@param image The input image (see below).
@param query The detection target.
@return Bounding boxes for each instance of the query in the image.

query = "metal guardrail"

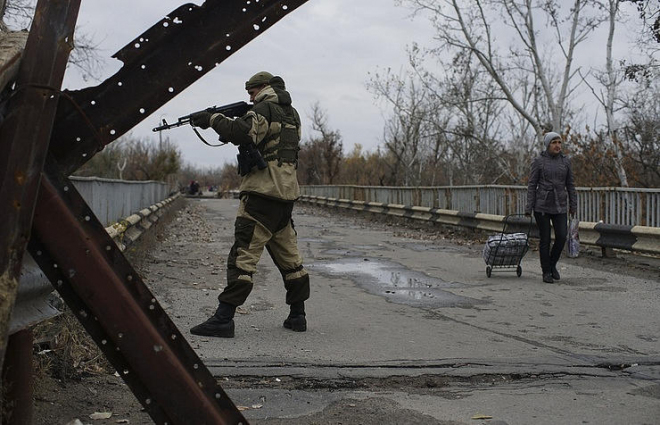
[301,185,660,228]
[299,196,660,256]
[71,176,170,226]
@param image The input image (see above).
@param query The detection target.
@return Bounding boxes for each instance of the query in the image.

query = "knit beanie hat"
[543,132,561,150]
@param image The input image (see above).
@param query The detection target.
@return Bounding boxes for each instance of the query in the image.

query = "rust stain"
[14,171,26,185]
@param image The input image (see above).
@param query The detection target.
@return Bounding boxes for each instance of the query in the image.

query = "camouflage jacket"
[210,79,301,202]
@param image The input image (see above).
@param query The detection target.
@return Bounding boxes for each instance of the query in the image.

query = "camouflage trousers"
[217,194,310,307]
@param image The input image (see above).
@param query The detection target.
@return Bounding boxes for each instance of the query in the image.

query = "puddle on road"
[312,258,486,308]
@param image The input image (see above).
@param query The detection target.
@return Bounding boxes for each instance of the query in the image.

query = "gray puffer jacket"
[525,151,577,215]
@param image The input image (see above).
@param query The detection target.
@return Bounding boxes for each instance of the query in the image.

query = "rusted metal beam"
[0,0,80,372]
[29,163,247,424]
[1,329,34,425]
[49,0,310,175]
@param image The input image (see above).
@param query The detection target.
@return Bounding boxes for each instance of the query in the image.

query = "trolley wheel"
[486,266,492,278]
[516,265,522,277]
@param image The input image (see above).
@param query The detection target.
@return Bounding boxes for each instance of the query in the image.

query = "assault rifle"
[153,101,267,175]
[152,101,250,133]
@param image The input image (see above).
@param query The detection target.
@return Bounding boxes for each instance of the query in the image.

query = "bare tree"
[298,103,344,185]
[399,0,601,144]
[367,68,430,185]
[620,70,660,187]
[578,0,630,186]
[1,0,103,79]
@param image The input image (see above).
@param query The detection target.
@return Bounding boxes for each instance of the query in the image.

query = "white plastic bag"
[567,217,580,258]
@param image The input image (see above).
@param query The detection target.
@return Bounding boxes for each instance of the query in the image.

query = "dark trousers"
[534,212,568,273]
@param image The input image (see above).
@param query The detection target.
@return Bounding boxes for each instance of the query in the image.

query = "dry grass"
[32,307,113,382]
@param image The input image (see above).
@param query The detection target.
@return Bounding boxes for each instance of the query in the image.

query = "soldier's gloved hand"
[190,111,212,129]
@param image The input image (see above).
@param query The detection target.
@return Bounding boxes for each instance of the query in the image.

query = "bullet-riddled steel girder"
[29,158,248,424]
[0,0,80,371]
[50,0,310,175]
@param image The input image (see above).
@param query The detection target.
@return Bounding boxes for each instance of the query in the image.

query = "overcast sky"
[62,0,435,169]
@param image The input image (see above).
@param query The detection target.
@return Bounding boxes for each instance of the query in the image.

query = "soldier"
[188,71,310,337]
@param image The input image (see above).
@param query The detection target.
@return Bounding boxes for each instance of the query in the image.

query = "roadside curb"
[106,193,182,252]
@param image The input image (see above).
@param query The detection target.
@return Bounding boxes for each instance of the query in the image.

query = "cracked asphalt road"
[137,198,660,424]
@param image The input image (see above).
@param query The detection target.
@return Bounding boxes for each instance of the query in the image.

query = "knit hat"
[543,132,561,150]
[245,71,274,90]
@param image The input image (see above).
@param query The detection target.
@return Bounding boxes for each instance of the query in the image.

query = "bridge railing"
[301,185,660,228]
[71,176,170,226]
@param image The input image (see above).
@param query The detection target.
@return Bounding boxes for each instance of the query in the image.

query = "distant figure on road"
[525,131,577,284]
[189,180,200,196]
[188,71,310,338]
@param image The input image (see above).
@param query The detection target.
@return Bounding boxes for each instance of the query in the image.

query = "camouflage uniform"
[207,75,310,311]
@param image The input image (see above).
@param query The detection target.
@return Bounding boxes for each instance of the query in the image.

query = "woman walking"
[525,132,577,283]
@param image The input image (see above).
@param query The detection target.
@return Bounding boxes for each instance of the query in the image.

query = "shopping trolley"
[482,214,533,278]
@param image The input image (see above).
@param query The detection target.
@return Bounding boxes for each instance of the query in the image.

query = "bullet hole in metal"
[173,17,183,24]
[106,245,112,251]
[90,100,96,105]
[149,305,155,310]
[110,129,116,135]
[134,43,140,48]
[139,108,145,114]
[215,393,221,399]
[242,8,247,12]
[145,398,152,405]
[79,310,88,318]
[194,65,203,71]
[63,186,69,191]
[118,333,123,338]
[82,153,87,157]
[151,298,156,303]
[168,87,175,92]
[193,364,199,369]
[253,24,260,31]
[76,137,81,142]
[84,216,90,221]
[57,280,63,286]
[163,21,169,27]
[124,370,130,375]
[139,37,144,42]
[262,16,267,22]
[101,339,107,345]
[225,45,232,51]
[282,4,288,10]
[36,251,42,256]
[171,334,177,340]
[198,382,204,388]
[53,263,58,268]
[117,82,123,86]
[153,345,163,352]
[141,64,146,70]
[127,275,133,281]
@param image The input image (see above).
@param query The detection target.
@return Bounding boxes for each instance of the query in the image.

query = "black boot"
[283,301,306,332]
[551,265,561,280]
[542,272,554,284]
[190,302,236,338]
